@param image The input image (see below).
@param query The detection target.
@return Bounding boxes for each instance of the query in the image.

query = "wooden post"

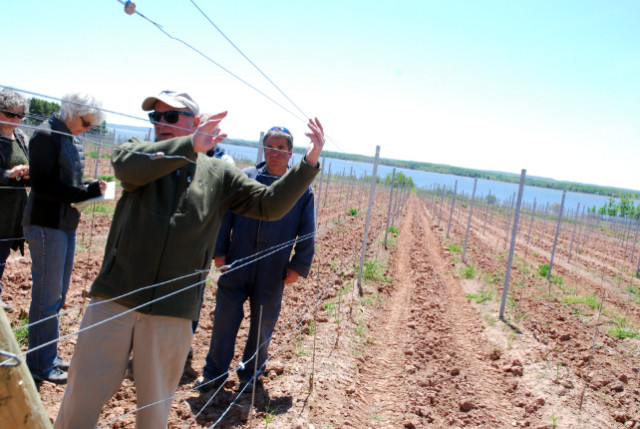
[0,309,53,428]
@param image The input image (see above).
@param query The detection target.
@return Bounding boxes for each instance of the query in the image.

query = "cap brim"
[141,94,189,111]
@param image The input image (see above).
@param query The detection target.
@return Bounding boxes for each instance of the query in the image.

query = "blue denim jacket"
[214,162,315,284]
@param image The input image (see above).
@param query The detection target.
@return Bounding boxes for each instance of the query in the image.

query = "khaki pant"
[55,298,192,429]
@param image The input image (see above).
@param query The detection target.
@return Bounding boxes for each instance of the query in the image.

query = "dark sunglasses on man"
[148,110,195,124]
[2,110,26,119]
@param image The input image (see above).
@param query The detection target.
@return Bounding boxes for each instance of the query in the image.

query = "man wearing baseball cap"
[142,90,201,141]
[55,90,326,429]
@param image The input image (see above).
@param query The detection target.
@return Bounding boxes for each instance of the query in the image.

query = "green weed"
[361,293,383,308]
[463,265,475,279]
[446,244,462,253]
[358,259,390,283]
[608,316,638,339]
[537,264,563,285]
[12,312,29,348]
[347,207,359,216]
[484,314,497,326]
[323,302,338,320]
[355,322,366,337]
[388,226,399,234]
[264,400,279,427]
[466,290,492,303]
[563,294,600,310]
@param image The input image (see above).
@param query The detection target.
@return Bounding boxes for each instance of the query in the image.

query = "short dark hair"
[263,128,293,150]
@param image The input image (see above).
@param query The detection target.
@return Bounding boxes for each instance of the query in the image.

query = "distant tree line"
[27,98,60,124]
[221,140,640,201]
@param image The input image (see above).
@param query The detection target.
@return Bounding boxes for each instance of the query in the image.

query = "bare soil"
[2,157,639,428]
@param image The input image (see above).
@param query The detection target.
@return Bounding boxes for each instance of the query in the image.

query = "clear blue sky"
[3,0,639,190]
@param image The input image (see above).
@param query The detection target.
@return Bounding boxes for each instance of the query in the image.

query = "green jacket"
[90,135,319,320]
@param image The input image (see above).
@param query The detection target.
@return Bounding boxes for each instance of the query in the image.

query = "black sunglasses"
[2,110,26,119]
[79,116,94,128]
[148,110,195,124]
[267,126,291,135]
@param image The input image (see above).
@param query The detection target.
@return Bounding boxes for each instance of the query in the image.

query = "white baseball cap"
[141,90,200,115]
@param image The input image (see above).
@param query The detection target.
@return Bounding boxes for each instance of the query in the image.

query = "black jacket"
[0,129,29,251]
[22,115,101,231]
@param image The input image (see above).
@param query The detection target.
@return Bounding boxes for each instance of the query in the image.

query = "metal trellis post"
[357,146,380,296]
[499,169,526,320]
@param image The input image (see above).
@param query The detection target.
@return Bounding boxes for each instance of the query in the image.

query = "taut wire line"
[96,232,363,429]
[188,0,310,120]
[11,231,314,337]
[2,84,352,157]
[78,180,383,428]
[112,0,306,124]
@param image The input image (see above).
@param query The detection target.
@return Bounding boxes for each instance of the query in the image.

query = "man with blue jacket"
[195,126,315,392]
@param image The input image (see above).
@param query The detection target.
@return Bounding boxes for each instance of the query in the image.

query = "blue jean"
[24,225,76,376]
[0,238,13,296]
[202,277,284,382]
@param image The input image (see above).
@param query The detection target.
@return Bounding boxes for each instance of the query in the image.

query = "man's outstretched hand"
[193,111,228,153]
[304,118,325,167]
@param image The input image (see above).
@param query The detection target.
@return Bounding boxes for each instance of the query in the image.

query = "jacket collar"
[49,114,72,135]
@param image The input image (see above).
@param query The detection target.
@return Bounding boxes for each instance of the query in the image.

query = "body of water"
[217,143,614,212]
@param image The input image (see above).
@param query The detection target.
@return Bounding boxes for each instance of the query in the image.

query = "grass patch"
[357,259,390,283]
[608,316,639,339]
[446,244,462,253]
[463,265,475,279]
[562,294,600,310]
[81,202,116,215]
[355,321,366,338]
[466,290,492,304]
[323,302,338,320]
[484,314,497,326]
[361,292,383,308]
[347,207,359,216]
[12,312,29,348]
[382,235,397,247]
[388,226,399,234]
[98,174,114,182]
[609,324,639,339]
[537,264,564,285]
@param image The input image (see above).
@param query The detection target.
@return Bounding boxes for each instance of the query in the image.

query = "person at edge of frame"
[0,88,30,312]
